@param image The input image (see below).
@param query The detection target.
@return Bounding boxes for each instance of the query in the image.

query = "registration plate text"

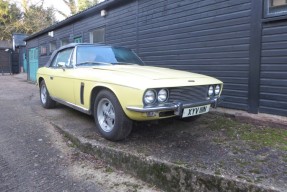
[182,104,210,118]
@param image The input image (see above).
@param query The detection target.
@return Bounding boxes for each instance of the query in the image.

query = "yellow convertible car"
[37,43,223,141]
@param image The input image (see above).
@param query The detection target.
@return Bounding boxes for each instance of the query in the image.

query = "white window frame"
[49,41,57,54]
[265,0,287,17]
[89,27,105,44]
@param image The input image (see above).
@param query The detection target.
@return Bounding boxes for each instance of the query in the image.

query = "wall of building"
[25,0,287,117]
[136,0,251,111]
[260,20,287,116]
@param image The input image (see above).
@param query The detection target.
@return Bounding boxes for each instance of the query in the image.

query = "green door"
[74,37,82,43]
[23,52,27,72]
[28,48,38,82]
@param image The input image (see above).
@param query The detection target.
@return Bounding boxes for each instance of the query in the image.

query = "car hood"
[78,65,222,89]
[93,65,206,80]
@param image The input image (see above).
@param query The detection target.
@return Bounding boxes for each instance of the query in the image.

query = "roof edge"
[24,0,134,41]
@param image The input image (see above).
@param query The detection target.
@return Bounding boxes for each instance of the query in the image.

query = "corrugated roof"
[24,0,134,41]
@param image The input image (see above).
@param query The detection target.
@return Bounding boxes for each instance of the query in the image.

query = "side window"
[49,41,57,54]
[265,0,287,17]
[60,37,70,46]
[40,45,47,56]
[89,27,105,43]
[51,48,74,68]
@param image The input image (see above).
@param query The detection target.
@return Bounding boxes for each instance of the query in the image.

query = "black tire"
[39,80,56,109]
[94,90,133,141]
[177,115,201,122]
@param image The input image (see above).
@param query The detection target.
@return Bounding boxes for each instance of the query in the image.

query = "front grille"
[168,86,208,103]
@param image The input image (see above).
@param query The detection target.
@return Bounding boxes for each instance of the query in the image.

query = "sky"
[11,0,71,21]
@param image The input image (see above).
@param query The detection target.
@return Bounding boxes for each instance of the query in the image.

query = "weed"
[235,159,250,167]
[214,169,221,175]
[249,169,261,174]
[173,160,186,166]
[240,127,287,151]
[105,166,113,173]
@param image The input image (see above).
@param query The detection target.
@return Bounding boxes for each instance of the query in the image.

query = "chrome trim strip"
[126,97,222,114]
[51,96,91,115]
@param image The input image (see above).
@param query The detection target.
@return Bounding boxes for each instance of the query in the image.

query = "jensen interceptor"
[37,43,223,141]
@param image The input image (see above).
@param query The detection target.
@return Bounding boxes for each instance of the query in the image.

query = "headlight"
[144,89,156,104]
[208,86,214,96]
[215,85,220,95]
[158,89,168,102]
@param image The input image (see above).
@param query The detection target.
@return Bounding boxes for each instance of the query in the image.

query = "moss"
[214,169,221,175]
[249,169,261,174]
[240,128,287,151]
[173,160,187,166]
[209,116,238,132]
[204,114,287,151]
[232,146,246,154]
[235,159,250,167]
[122,182,141,191]
[105,166,113,173]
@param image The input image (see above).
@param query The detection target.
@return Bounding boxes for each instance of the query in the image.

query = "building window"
[74,37,82,43]
[60,38,70,46]
[40,45,47,56]
[90,28,105,44]
[266,0,287,17]
[49,41,57,54]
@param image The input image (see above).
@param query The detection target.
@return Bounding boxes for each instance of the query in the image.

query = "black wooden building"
[24,0,287,117]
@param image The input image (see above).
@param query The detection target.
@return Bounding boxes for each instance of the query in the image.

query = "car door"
[48,48,76,104]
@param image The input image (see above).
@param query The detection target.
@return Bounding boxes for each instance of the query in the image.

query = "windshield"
[76,46,144,66]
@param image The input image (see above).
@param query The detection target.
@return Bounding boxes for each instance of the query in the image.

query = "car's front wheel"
[40,80,56,109]
[94,90,133,141]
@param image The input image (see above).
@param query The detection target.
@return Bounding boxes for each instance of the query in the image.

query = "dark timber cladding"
[260,19,287,116]
[248,0,262,113]
[24,0,287,116]
[137,0,251,111]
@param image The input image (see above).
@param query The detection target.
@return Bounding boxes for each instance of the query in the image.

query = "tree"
[78,0,98,12]
[58,0,77,18]
[0,0,22,40]
[21,4,56,35]
[58,0,98,18]
[0,0,56,40]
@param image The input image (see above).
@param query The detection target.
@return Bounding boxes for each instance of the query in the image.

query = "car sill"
[51,97,91,115]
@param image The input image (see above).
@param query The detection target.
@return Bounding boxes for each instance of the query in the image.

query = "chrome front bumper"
[126,97,223,116]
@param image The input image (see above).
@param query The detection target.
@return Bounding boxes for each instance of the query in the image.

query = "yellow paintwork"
[37,65,223,121]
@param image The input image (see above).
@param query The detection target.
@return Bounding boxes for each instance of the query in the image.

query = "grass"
[203,114,287,151]
[240,128,287,151]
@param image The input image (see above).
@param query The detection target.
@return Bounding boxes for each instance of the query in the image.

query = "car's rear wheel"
[94,90,132,141]
[40,80,56,109]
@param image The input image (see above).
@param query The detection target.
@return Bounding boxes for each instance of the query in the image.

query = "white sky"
[11,0,71,21]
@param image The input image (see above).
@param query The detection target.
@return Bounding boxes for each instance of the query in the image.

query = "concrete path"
[0,75,103,191]
[0,74,159,192]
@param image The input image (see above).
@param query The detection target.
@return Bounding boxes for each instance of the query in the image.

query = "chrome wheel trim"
[41,84,47,104]
[97,98,116,132]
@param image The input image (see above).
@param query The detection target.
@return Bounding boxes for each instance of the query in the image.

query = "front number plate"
[182,105,210,118]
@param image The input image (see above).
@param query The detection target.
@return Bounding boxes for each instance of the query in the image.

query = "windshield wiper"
[76,61,112,66]
[111,62,140,65]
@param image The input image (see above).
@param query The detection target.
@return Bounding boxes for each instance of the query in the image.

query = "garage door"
[28,48,38,82]
[0,49,11,74]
